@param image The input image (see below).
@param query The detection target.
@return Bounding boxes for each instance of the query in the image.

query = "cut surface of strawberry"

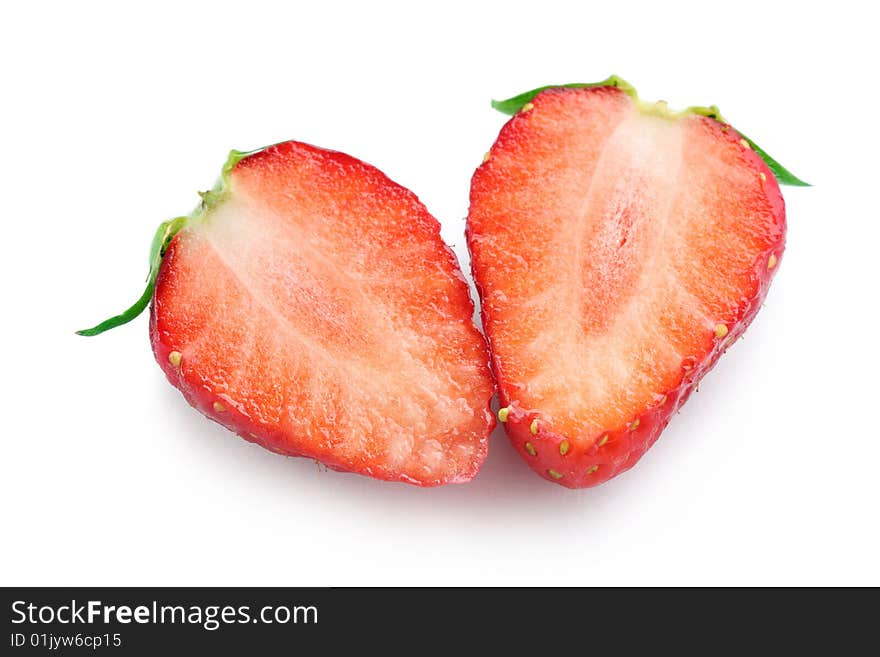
[83,141,495,486]
[468,78,799,488]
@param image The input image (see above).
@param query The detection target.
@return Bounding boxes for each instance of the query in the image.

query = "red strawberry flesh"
[151,141,495,486]
[467,86,786,488]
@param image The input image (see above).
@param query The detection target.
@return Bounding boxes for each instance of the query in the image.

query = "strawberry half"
[467,76,806,488]
[80,141,495,486]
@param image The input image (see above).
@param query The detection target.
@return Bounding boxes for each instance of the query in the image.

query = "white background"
[2,1,877,586]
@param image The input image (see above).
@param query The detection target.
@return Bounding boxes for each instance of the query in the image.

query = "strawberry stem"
[76,216,187,336]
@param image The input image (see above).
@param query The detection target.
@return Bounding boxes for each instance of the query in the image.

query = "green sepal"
[491,76,809,187]
[738,134,810,186]
[76,216,188,336]
[490,75,636,115]
[76,148,253,337]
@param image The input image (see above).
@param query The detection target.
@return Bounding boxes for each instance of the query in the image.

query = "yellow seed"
[521,102,534,113]
[213,401,226,413]
[168,351,182,368]
[482,151,491,163]
[658,394,668,406]
[559,440,570,456]
[586,465,599,475]
[630,418,640,431]
[768,254,778,269]
[714,323,729,339]
[740,138,750,149]
[759,172,766,182]
[548,469,563,480]
[497,407,510,423]
[248,432,258,439]
[530,418,539,435]
[525,442,537,456]
[597,435,609,447]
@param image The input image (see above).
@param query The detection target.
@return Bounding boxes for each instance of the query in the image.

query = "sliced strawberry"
[82,141,495,486]
[468,78,801,488]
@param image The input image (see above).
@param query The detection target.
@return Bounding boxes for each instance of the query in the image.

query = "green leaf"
[491,76,809,187]
[76,148,257,337]
[76,216,188,336]
[739,133,810,187]
[490,75,636,115]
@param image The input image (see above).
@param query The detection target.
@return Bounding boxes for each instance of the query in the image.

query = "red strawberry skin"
[467,86,786,488]
[150,141,495,486]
